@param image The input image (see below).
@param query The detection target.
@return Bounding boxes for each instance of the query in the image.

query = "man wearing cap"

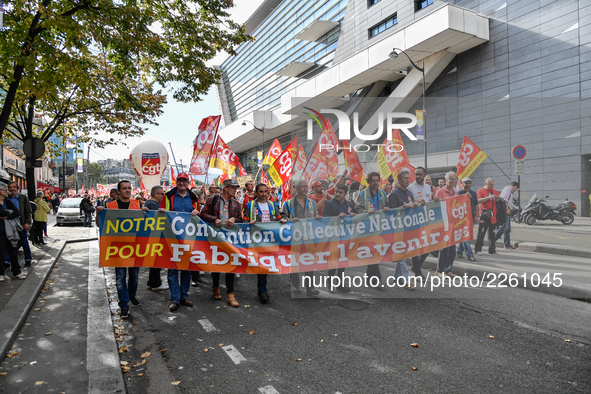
[160,172,200,312]
[201,179,243,307]
[457,177,478,262]
[244,183,287,303]
[407,167,439,278]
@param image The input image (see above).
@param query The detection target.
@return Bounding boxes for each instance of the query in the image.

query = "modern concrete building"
[216,0,591,216]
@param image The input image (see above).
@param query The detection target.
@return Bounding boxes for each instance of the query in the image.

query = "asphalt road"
[107,267,591,393]
[511,226,589,249]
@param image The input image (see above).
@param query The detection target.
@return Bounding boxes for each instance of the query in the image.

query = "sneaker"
[24,261,32,268]
[13,273,27,280]
[457,252,464,258]
[467,255,476,262]
[404,284,415,290]
[191,281,199,287]
[476,252,482,255]
[259,293,270,304]
[504,246,516,250]
[306,288,320,296]
[121,309,130,319]
[0,275,4,282]
[235,273,241,279]
[151,283,169,291]
[489,251,498,255]
[130,297,141,306]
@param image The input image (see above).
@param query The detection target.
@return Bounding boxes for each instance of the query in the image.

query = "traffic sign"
[512,145,526,160]
[515,159,524,175]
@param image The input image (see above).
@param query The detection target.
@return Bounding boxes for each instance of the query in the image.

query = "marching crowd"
[95,169,519,320]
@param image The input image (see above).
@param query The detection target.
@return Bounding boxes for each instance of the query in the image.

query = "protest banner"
[99,194,472,274]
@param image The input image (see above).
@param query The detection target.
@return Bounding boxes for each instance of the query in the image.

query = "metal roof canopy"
[295,20,340,42]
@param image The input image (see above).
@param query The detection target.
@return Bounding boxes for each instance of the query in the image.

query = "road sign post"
[512,146,526,223]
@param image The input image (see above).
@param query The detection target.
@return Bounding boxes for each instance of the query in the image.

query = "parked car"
[55,197,84,226]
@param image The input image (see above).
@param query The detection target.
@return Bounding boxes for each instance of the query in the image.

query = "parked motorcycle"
[520,194,577,225]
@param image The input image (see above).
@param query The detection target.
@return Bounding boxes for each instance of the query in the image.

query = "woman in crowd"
[33,190,51,245]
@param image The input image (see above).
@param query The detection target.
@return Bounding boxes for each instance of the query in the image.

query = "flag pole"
[486,156,513,182]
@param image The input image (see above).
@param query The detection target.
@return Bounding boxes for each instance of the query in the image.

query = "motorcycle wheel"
[524,213,536,226]
[561,212,575,225]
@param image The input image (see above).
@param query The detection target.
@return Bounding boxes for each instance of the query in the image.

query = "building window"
[368,0,381,7]
[368,13,397,38]
[415,0,434,12]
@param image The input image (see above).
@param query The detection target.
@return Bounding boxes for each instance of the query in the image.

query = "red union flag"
[263,139,282,165]
[237,162,247,176]
[141,153,161,176]
[267,136,298,186]
[189,115,221,175]
[457,136,488,179]
[341,140,367,184]
[377,129,414,182]
[261,170,270,186]
[303,118,340,183]
[170,165,177,187]
[210,136,239,175]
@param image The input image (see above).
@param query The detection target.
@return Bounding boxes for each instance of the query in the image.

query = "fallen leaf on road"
[0,372,7,376]
[171,381,181,386]
[6,351,19,358]
[244,305,250,308]
[296,358,302,362]
[410,343,419,347]
[564,339,571,343]
[489,335,495,339]
[35,381,46,386]
[160,349,167,352]
[308,358,312,361]
[412,367,418,371]
[203,327,209,330]
[137,373,143,376]
[34,308,41,311]
[119,347,127,354]
[216,306,220,309]
[120,361,129,366]
[334,334,338,337]
[45,332,52,336]
[133,321,140,325]
[292,322,297,326]
[141,352,151,358]
[320,340,324,343]
[218,343,224,347]
[249,330,255,335]
[30,361,37,365]
[203,348,209,352]
[201,316,206,318]
[140,360,146,365]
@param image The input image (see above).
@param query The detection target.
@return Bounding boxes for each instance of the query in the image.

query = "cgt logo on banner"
[98,195,472,273]
[141,153,161,176]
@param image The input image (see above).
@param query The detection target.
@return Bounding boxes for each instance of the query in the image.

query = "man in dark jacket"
[8,182,32,266]
[80,194,94,227]
[159,172,200,312]
[323,184,358,292]
[200,179,243,307]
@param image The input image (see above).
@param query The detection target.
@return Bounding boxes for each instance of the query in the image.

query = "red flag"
[267,136,298,186]
[140,180,145,191]
[341,140,367,184]
[302,117,340,184]
[294,143,307,176]
[377,129,415,183]
[190,177,197,189]
[282,180,291,203]
[261,170,270,186]
[263,139,283,165]
[456,136,488,180]
[170,165,177,187]
[238,162,248,176]
[189,115,221,175]
[210,136,240,175]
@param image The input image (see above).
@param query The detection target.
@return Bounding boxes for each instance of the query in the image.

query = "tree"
[0,0,251,196]
[85,161,106,188]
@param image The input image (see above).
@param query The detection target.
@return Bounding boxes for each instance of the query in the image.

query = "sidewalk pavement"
[1,216,590,389]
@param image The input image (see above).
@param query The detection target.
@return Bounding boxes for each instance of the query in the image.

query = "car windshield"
[60,199,82,208]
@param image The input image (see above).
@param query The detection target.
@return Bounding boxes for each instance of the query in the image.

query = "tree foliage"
[0,0,251,142]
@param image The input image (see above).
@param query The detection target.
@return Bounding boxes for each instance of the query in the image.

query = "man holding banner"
[475,178,500,255]
[435,172,460,278]
[355,172,390,283]
[244,183,287,304]
[200,179,243,307]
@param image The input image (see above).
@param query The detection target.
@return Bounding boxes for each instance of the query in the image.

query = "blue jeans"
[494,218,511,247]
[394,259,410,282]
[457,241,474,256]
[437,246,456,273]
[115,267,139,310]
[84,212,92,226]
[257,274,267,295]
[167,269,191,303]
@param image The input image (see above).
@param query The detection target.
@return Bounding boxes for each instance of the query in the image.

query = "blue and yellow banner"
[99,195,472,274]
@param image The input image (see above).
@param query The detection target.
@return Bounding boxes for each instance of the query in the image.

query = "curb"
[421,260,590,303]
[0,237,97,362]
[511,223,591,235]
[518,242,591,259]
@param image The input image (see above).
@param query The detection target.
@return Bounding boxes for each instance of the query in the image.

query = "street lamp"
[389,48,427,171]
[242,120,265,179]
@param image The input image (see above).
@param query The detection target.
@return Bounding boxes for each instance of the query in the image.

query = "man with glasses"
[160,173,200,312]
[281,180,322,296]
[355,172,390,283]
[142,185,169,291]
[408,167,439,278]
[201,179,243,307]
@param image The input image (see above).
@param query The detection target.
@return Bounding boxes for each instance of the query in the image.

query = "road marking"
[222,345,246,364]
[198,319,217,332]
[259,386,279,394]
[536,231,568,240]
